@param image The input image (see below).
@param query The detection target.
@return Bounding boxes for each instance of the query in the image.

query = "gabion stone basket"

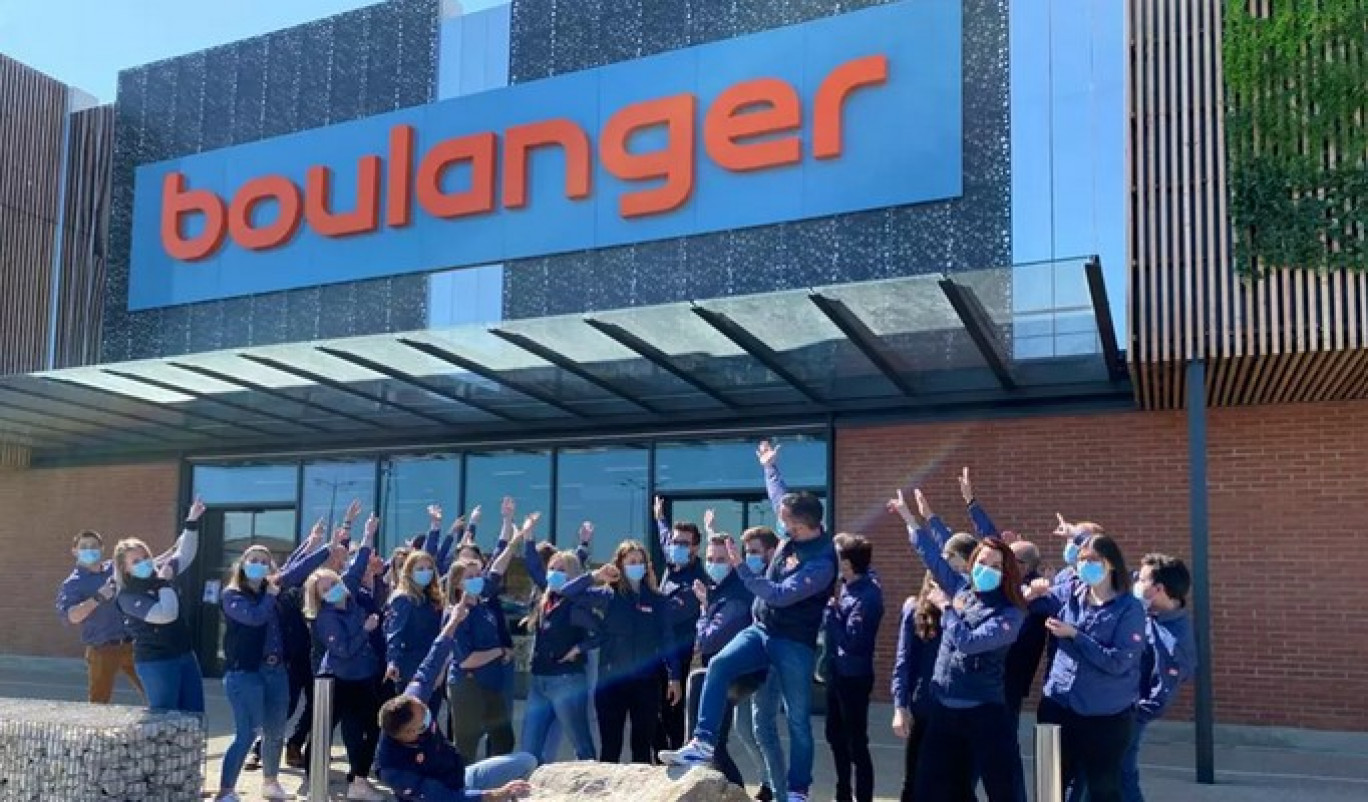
[0,699,205,802]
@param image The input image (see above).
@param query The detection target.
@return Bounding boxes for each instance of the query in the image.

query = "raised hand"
[307,518,327,545]
[501,496,515,520]
[364,512,380,543]
[959,467,974,505]
[344,498,363,524]
[886,488,915,524]
[469,505,483,526]
[914,488,932,520]
[756,439,780,467]
[703,508,716,534]
[578,521,594,546]
[427,504,443,525]
[653,495,665,521]
[187,496,207,523]
[1053,513,1072,538]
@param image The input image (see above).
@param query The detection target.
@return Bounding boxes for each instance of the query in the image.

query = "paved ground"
[3,657,1367,801]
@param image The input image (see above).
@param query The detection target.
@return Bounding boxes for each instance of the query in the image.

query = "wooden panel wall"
[52,105,114,369]
[1128,0,1368,410]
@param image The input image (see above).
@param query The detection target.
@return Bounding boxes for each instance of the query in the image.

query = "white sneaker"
[658,738,714,766]
[345,778,386,802]
[261,780,291,800]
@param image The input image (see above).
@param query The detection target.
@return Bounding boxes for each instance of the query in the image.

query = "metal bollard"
[309,677,335,802]
[1034,722,1063,802]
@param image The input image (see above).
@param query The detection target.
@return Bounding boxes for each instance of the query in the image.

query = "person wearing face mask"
[376,603,538,802]
[662,441,837,802]
[651,496,708,753]
[1026,534,1145,802]
[890,574,958,802]
[114,497,206,714]
[218,540,331,802]
[56,529,145,704]
[519,549,599,762]
[384,550,447,715]
[822,534,885,802]
[889,488,1028,802]
[1123,554,1196,802]
[302,512,387,802]
[560,539,680,764]
[682,533,758,788]
[735,526,786,802]
[447,513,539,760]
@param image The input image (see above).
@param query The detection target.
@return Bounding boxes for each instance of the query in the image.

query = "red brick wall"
[0,461,181,658]
[837,401,1368,732]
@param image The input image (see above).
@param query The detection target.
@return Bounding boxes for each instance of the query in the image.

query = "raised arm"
[277,544,330,589]
[959,467,998,539]
[888,489,967,596]
[734,540,836,608]
[522,530,546,589]
[652,495,671,552]
[757,440,787,516]
[342,516,377,594]
[158,497,206,576]
[490,513,539,577]
[286,519,326,568]
[402,609,461,700]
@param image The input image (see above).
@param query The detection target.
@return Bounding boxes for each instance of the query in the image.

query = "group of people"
[55,441,1196,802]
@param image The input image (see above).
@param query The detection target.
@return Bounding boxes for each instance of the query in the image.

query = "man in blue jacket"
[1123,553,1197,802]
[55,530,145,704]
[653,499,707,752]
[821,534,884,802]
[662,440,837,802]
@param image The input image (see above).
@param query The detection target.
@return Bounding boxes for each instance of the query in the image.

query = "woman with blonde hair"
[217,539,330,802]
[383,549,445,707]
[114,497,207,713]
[519,549,599,762]
[560,539,680,764]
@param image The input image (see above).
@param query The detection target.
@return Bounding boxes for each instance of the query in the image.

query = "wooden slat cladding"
[0,55,67,376]
[1128,0,1368,410]
[52,105,114,369]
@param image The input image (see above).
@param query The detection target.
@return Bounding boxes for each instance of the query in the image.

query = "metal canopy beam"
[938,278,1017,390]
[0,382,208,440]
[690,304,826,404]
[314,346,520,423]
[102,369,323,435]
[1085,255,1127,382]
[237,353,460,428]
[0,402,134,448]
[397,338,588,419]
[168,361,380,432]
[582,317,740,410]
[39,376,277,437]
[808,292,917,397]
[0,392,167,447]
[488,328,663,415]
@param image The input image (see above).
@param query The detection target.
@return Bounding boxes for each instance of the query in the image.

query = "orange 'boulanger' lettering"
[813,54,888,160]
[503,119,592,209]
[416,132,498,219]
[704,78,802,172]
[601,94,697,218]
[305,158,382,237]
[228,176,304,251]
[161,173,228,261]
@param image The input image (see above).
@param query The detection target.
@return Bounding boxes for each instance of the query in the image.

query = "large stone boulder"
[527,761,751,802]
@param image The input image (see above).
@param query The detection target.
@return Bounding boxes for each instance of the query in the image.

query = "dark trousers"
[302,676,380,781]
[915,702,1023,802]
[1037,697,1134,802]
[449,676,514,760]
[596,675,659,764]
[685,668,743,786]
[826,674,875,802]
[654,646,693,752]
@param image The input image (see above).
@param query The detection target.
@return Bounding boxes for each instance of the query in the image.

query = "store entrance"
[190,506,297,677]
[660,495,781,540]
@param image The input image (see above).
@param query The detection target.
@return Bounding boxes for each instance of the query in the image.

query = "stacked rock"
[0,699,204,802]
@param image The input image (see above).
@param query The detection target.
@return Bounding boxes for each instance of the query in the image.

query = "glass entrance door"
[663,494,824,542]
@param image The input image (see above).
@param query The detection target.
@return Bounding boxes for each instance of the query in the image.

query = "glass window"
[464,451,552,551]
[381,456,462,555]
[556,446,649,564]
[655,435,827,492]
[300,460,378,539]
[192,464,298,505]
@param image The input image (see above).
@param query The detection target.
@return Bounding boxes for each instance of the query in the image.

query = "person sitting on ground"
[377,598,537,802]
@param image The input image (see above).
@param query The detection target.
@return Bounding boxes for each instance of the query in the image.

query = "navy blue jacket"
[696,569,754,663]
[527,592,598,676]
[657,518,706,660]
[562,573,679,683]
[449,598,506,691]
[316,546,382,681]
[822,571,885,678]
[1137,606,1197,724]
[1038,573,1147,716]
[909,522,1024,706]
[891,597,941,718]
[377,635,484,802]
[56,562,129,647]
[385,593,445,684]
[222,544,328,673]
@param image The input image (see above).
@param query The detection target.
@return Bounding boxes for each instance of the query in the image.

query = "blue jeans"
[694,626,814,794]
[465,751,537,791]
[750,670,788,797]
[521,672,596,763]
[136,652,205,714]
[1120,717,1148,802]
[222,666,290,789]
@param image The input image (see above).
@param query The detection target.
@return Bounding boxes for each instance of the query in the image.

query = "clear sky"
[0,0,391,102]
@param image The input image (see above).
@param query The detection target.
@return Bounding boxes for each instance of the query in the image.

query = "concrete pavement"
[2,655,1366,801]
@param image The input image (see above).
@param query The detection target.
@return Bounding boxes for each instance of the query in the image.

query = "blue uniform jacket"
[561,574,680,683]
[909,522,1024,706]
[449,600,507,691]
[696,570,755,663]
[822,571,885,678]
[56,562,128,647]
[385,593,445,684]
[891,597,941,718]
[377,635,486,802]
[656,518,706,658]
[1137,606,1197,724]
[1038,572,1147,716]
[221,545,328,671]
[316,546,382,681]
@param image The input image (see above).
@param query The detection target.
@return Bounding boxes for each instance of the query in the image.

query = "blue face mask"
[130,559,155,580]
[624,564,647,584]
[1078,561,1108,587]
[77,548,102,566]
[546,570,568,593]
[243,563,270,582]
[745,554,767,574]
[1063,542,1080,565]
[668,545,691,565]
[323,584,347,605]
[412,569,434,588]
[462,576,485,597]
[705,561,731,584]
[971,563,1002,593]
